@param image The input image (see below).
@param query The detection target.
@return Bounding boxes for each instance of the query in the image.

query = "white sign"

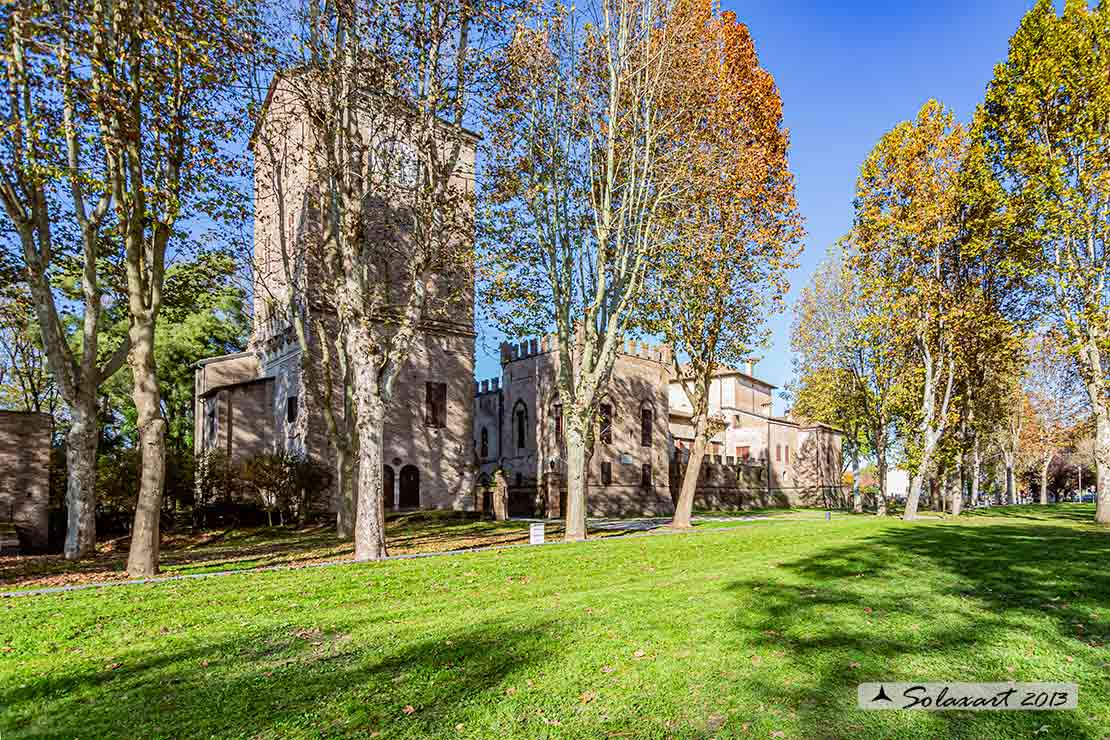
[858,683,1078,711]
[529,522,545,545]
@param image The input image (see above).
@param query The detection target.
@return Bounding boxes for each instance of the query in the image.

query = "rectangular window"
[426,382,447,428]
[601,461,612,485]
[286,395,298,423]
[785,445,790,463]
[516,408,527,449]
[737,446,750,461]
[640,407,653,447]
[554,404,564,448]
[599,403,613,444]
[776,444,782,462]
[641,462,652,487]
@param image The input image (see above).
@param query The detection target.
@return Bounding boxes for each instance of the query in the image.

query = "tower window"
[286,395,298,423]
[601,461,612,485]
[640,406,653,447]
[641,462,652,487]
[599,403,613,444]
[514,401,528,449]
[425,382,447,428]
[480,427,489,459]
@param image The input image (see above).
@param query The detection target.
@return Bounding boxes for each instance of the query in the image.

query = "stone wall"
[0,411,52,551]
[483,336,675,518]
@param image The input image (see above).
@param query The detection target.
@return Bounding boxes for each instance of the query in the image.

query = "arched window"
[480,427,489,459]
[640,404,653,447]
[513,401,528,450]
[598,402,613,444]
[552,403,564,448]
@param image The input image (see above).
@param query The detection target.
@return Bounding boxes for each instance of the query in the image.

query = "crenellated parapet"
[499,334,672,366]
[474,377,502,396]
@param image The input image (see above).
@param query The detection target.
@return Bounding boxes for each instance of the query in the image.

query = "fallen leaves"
[579,690,597,704]
[601,665,615,674]
[401,705,416,715]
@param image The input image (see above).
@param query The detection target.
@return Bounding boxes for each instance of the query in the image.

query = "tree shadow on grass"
[724,519,1109,739]
[2,616,564,739]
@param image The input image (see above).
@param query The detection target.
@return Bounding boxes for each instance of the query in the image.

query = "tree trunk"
[564,419,589,542]
[970,435,981,508]
[126,318,167,577]
[1095,410,1110,524]
[335,444,356,540]
[851,451,862,513]
[905,472,924,520]
[671,414,708,528]
[63,400,99,560]
[1005,463,1015,505]
[352,389,388,561]
[1039,458,1049,505]
[875,450,888,517]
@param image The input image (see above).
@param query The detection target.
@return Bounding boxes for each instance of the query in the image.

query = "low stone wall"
[0,411,52,551]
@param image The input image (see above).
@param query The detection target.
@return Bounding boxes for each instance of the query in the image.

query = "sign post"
[529,522,545,545]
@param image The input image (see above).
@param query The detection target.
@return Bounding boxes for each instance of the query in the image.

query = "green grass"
[1,506,1108,739]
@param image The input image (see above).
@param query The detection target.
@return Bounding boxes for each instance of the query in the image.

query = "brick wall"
[0,411,52,551]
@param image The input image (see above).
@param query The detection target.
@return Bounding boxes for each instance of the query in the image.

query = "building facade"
[0,410,52,551]
[475,336,675,517]
[474,346,846,517]
[195,72,478,513]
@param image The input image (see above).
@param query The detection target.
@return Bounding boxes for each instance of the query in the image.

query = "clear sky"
[473,0,1047,408]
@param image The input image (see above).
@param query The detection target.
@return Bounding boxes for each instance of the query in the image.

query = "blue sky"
[473,0,1046,409]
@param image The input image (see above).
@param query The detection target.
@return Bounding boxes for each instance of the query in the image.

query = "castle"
[193,73,844,519]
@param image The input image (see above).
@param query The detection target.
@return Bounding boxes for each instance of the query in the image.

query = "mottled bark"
[970,435,981,508]
[1005,464,1015,505]
[348,334,388,561]
[125,318,166,577]
[564,421,589,541]
[1095,411,1110,524]
[1039,458,1050,505]
[672,414,709,528]
[64,401,99,559]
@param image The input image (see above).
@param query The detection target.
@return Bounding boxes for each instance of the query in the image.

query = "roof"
[192,351,253,369]
[197,375,274,400]
[249,68,482,152]
[672,363,777,390]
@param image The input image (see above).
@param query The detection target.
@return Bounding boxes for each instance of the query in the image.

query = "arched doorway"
[382,465,395,510]
[399,465,420,509]
[479,473,493,514]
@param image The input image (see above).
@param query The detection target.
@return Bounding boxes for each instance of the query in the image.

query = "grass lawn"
[2,505,1107,739]
[0,509,829,593]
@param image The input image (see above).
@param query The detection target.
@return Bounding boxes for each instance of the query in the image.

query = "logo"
[858,683,1078,711]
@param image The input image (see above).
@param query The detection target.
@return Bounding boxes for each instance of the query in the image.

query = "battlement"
[474,377,501,396]
[499,334,672,365]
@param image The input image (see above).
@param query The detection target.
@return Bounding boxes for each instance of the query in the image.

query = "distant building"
[474,344,846,517]
[0,410,52,551]
[194,72,478,513]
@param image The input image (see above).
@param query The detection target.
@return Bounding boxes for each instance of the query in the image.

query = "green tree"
[851,100,967,521]
[644,9,803,529]
[981,0,1110,523]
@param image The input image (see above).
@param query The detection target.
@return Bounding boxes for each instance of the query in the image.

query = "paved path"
[0,514,804,599]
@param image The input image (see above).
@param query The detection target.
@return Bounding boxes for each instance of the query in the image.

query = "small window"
[785,445,790,463]
[286,395,299,423]
[641,462,652,487]
[515,402,528,449]
[480,427,489,459]
[776,444,782,462]
[425,382,447,428]
[737,446,750,461]
[599,403,612,444]
[553,403,564,448]
[640,406,653,447]
[601,461,612,485]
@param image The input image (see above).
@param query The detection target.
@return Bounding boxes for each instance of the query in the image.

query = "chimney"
[481,380,489,393]
[745,360,755,376]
